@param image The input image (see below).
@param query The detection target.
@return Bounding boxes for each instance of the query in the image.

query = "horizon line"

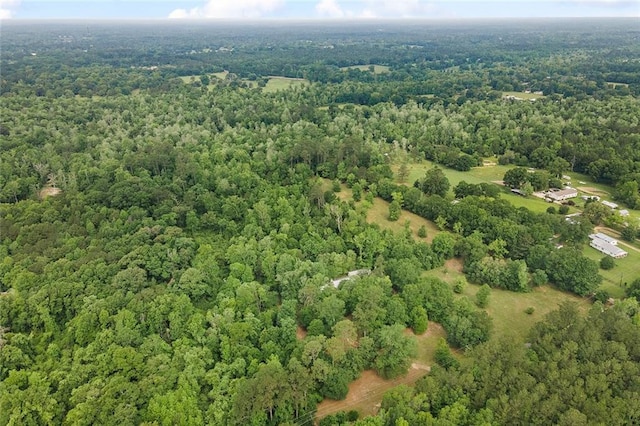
[3,16,637,22]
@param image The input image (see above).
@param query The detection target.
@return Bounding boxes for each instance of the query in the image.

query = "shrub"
[453,277,467,294]
[525,307,535,315]
[546,206,557,214]
[531,269,548,286]
[600,256,615,270]
[476,284,491,308]
[417,225,427,238]
[594,290,610,303]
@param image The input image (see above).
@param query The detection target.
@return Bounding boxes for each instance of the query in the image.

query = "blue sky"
[1,0,638,20]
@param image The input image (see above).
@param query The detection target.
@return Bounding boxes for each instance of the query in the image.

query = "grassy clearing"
[404,161,510,188]
[262,76,308,93]
[502,91,546,100]
[326,179,440,242]
[340,64,390,74]
[424,257,591,342]
[462,283,590,342]
[403,161,566,213]
[179,73,307,93]
[212,71,229,79]
[365,197,439,243]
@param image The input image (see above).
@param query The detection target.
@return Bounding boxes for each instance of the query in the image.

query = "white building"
[602,200,619,209]
[330,269,371,288]
[589,234,627,258]
[546,188,578,202]
[589,233,618,245]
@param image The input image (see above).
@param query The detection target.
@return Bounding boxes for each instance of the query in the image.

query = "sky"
[0,0,638,20]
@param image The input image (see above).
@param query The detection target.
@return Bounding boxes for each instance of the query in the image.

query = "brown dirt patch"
[577,186,609,197]
[444,258,464,273]
[296,325,308,340]
[315,366,430,422]
[39,186,62,199]
[315,325,445,423]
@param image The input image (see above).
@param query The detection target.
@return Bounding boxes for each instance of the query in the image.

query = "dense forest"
[1,19,640,425]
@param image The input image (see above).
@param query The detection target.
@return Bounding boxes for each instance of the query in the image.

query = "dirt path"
[577,186,610,197]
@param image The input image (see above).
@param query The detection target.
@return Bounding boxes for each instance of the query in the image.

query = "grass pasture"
[341,64,390,74]
[262,76,308,93]
[365,197,440,242]
[459,283,590,342]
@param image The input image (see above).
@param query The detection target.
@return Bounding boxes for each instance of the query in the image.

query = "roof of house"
[590,239,627,257]
[589,233,618,245]
[547,188,577,198]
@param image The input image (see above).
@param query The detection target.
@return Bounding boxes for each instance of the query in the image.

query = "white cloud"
[169,0,285,19]
[0,0,21,19]
[315,0,345,18]
[313,0,456,19]
[357,0,450,18]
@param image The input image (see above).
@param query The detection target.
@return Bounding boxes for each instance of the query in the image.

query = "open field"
[262,76,308,93]
[424,258,591,341]
[179,73,307,93]
[403,162,573,213]
[340,64,390,74]
[315,324,445,421]
[327,180,441,242]
[502,91,546,100]
[460,283,591,341]
[607,82,629,88]
[365,197,440,242]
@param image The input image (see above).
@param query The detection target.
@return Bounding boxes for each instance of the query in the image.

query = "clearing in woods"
[314,324,446,421]
[327,180,440,242]
[340,64,391,74]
